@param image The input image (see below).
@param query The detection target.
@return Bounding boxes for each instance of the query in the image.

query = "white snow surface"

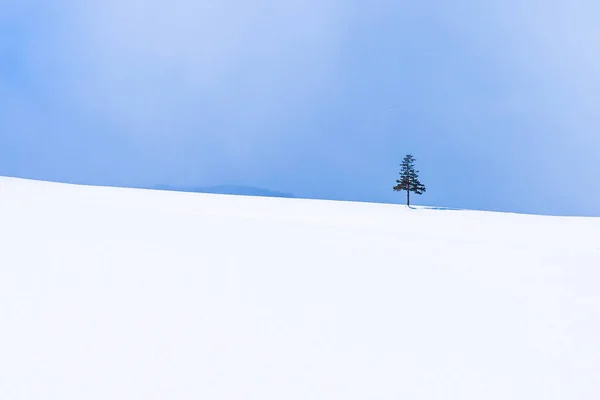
[1,177,599,399]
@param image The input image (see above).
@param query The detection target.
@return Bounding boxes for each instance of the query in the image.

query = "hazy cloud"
[21,1,353,146]
[2,0,600,214]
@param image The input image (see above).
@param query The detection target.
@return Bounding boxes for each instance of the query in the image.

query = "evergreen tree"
[393,154,426,206]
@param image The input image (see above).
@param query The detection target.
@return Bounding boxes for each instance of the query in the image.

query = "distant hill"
[152,184,295,199]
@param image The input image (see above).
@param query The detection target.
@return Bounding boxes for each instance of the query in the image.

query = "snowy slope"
[1,177,599,399]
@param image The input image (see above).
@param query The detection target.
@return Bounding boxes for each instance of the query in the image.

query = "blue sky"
[1,0,600,216]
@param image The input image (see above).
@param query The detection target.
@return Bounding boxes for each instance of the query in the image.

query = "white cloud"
[3,0,600,212]
[21,0,353,149]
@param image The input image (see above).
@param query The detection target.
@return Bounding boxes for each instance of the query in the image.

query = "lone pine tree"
[393,154,426,206]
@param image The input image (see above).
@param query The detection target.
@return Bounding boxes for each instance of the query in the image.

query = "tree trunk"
[407,190,410,207]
